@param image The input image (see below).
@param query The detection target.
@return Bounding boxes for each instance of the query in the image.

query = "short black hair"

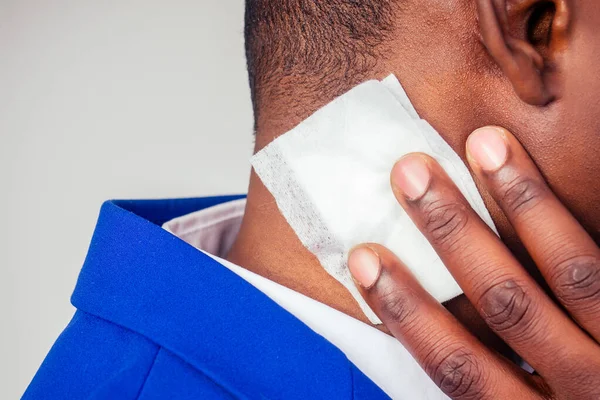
[244,0,396,119]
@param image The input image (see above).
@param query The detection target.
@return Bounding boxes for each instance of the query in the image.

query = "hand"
[348,126,600,399]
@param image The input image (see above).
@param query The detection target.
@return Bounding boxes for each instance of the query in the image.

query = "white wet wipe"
[251,75,497,324]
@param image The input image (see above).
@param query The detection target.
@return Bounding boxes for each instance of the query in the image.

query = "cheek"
[524,118,600,237]
[520,20,600,237]
[561,12,600,128]
[551,17,600,235]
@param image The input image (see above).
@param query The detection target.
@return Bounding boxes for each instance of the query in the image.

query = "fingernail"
[391,155,431,200]
[348,247,382,289]
[467,127,508,171]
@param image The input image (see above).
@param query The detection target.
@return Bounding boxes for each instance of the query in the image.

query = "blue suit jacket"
[24,196,390,399]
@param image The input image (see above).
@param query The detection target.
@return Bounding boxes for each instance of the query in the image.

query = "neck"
[226,62,518,347]
[226,104,379,328]
[224,58,425,329]
[227,174,372,323]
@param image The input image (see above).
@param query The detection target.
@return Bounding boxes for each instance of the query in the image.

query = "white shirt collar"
[163,198,448,400]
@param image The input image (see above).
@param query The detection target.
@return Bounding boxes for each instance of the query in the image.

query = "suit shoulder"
[24,311,158,399]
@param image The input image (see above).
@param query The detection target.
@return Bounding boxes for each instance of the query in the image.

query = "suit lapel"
[72,197,390,399]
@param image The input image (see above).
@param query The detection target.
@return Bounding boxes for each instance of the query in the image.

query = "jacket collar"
[71,196,389,399]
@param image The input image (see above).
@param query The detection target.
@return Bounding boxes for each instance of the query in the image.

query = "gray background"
[0,1,254,397]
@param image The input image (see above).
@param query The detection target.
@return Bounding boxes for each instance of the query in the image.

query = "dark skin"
[228,0,600,396]
[379,0,600,356]
[349,127,600,399]
[387,0,600,247]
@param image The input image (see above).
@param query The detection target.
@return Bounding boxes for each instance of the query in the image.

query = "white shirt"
[163,198,448,400]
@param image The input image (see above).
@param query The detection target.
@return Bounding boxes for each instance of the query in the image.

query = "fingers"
[348,244,539,400]
[466,126,600,341]
[389,152,600,389]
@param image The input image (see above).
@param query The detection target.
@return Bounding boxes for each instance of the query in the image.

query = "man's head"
[244,0,600,244]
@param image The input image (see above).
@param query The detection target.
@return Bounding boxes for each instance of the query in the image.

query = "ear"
[476,0,570,106]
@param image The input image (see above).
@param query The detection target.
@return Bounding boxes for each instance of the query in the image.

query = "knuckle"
[552,255,600,309]
[422,200,470,251]
[478,279,536,335]
[426,347,487,399]
[377,284,418,325]
[499,176,546,217]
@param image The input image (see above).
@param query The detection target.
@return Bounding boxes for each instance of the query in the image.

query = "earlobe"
[476,0,570,106]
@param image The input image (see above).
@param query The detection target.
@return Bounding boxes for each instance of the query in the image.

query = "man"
[24,0,600,399]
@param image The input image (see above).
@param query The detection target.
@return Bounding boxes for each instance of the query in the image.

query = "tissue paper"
[251,75,497,324]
